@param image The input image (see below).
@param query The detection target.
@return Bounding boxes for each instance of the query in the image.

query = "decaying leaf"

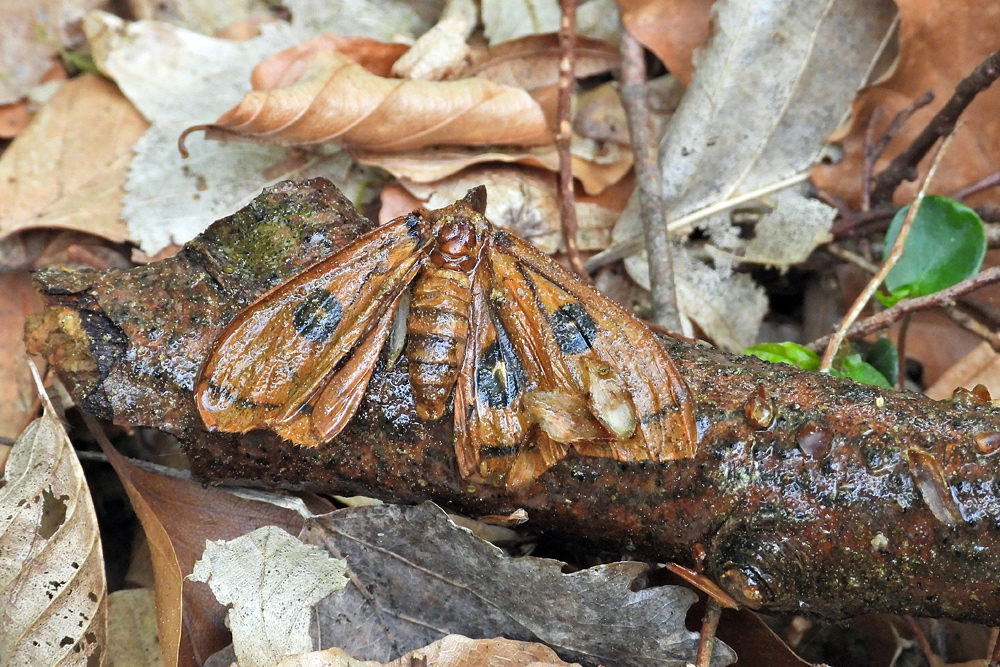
[0,0,103,104]
[304,503,734,667]
[480,0,560,45]
[107,588,162,667]
[84,8,394,255]
[463,33,620,90]
[0,272,44,442]
[0,74,147,244]
[396,165,626,253]
[200,49,554,152]
[278,634,586,667]
[615,0,896,348]
[0,366,106,666]
[354,142,630,195]
[99,439,306,667]
[617,0,713,86]
[811,1,1000,209]
[191,526,348,667]
[391,0,477,81]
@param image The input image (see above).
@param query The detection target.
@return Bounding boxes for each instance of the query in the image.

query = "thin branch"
[556,0,589,279]
[950,170,1000,202]
[820,129,957,372]
[896,314,911,390]
[619,30,680,329]
[870,49,1000,207]
[861,108,884,212]
[695,599,723,667]
[807,265,1000,353]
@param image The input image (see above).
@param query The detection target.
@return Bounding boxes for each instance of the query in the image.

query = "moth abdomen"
[407,265,473,421]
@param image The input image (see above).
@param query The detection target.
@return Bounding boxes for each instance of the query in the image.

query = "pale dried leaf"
[576,0,624,45]
[0,372,107,666]
[280,635,584,667]
[739,191,834,267]
[205,49,554,151]
[100,445,306,666]
[626,243,767,351]
[391,0,477,81]
[354,142,630,195]
[0,74,147,243]
[399,165,623,252]
[107,588,163,667]
[129,0,274,35]
[615,0,896,346]
[306,503,734,667]
[190,526,348,667]
[0,0,103,104]
[481,0,560,45]
[85,10,382,255]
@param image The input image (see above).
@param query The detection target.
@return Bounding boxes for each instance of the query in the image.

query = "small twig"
[896,314,911,390]
[870,49,1000,207]
[861,108,884,211]
[950,170,1000,202]
[695,599,722,667]
[825,243,879,273]
[944,306,1000,354]
[556,0,589,279]
[807,265,1000,353]
[584,171,810,272]
[903,616,940,667]
[820,128,957,372]
[619,31,680,329]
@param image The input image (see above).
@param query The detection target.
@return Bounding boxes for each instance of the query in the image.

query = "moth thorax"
[406,265,473,421]
[430,222,478,272]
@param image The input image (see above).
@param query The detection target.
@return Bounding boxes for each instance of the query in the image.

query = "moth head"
[431,221,479,271]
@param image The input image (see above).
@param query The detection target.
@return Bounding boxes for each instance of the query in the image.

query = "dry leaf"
[0,367,106,666]
[463,33,620,91]
[99,440,305,667]
[615,0,896,348]
[0,0,103,104]
[925,341,1000,401]
[0,101,32,138]
[0,271,44,441]
[617,0,714,85]
[107,588,163,667]
[481,0,561,44]
[191,527,348,667]
[280,635,585,667]
[85,10,383,255]
[200,49,554,151]
[305,503,734,667]
[397,165,627,253]
[811,1,1000,209]
[354,142,630,195]
[391,0,477,81]
[0,74,147,244]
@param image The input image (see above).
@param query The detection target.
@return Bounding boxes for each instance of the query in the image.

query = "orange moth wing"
[196,213,430,446]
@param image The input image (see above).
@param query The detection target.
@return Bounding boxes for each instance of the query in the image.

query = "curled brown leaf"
[191,47,555,153]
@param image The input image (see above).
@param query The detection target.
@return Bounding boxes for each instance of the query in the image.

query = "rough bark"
[27,179,1000,625]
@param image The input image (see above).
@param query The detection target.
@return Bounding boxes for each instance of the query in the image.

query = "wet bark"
[27,179,1000,625]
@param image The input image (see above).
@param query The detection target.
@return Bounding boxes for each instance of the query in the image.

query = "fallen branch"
[27,179,1000,626]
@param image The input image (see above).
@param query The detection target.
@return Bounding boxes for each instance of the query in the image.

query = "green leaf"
[864,337,899,386]
[744,342,820,371]
[883,195,985,298]
[833,353,893,388]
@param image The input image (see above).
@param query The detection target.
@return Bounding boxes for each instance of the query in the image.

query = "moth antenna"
[463,185,488,214]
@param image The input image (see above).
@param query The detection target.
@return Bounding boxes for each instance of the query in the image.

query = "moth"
[196,186,697,490]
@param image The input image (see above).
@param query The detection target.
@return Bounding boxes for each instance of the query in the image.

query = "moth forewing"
[196,214,430,442]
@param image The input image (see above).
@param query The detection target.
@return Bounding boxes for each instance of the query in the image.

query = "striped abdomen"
[406,265,472,420]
